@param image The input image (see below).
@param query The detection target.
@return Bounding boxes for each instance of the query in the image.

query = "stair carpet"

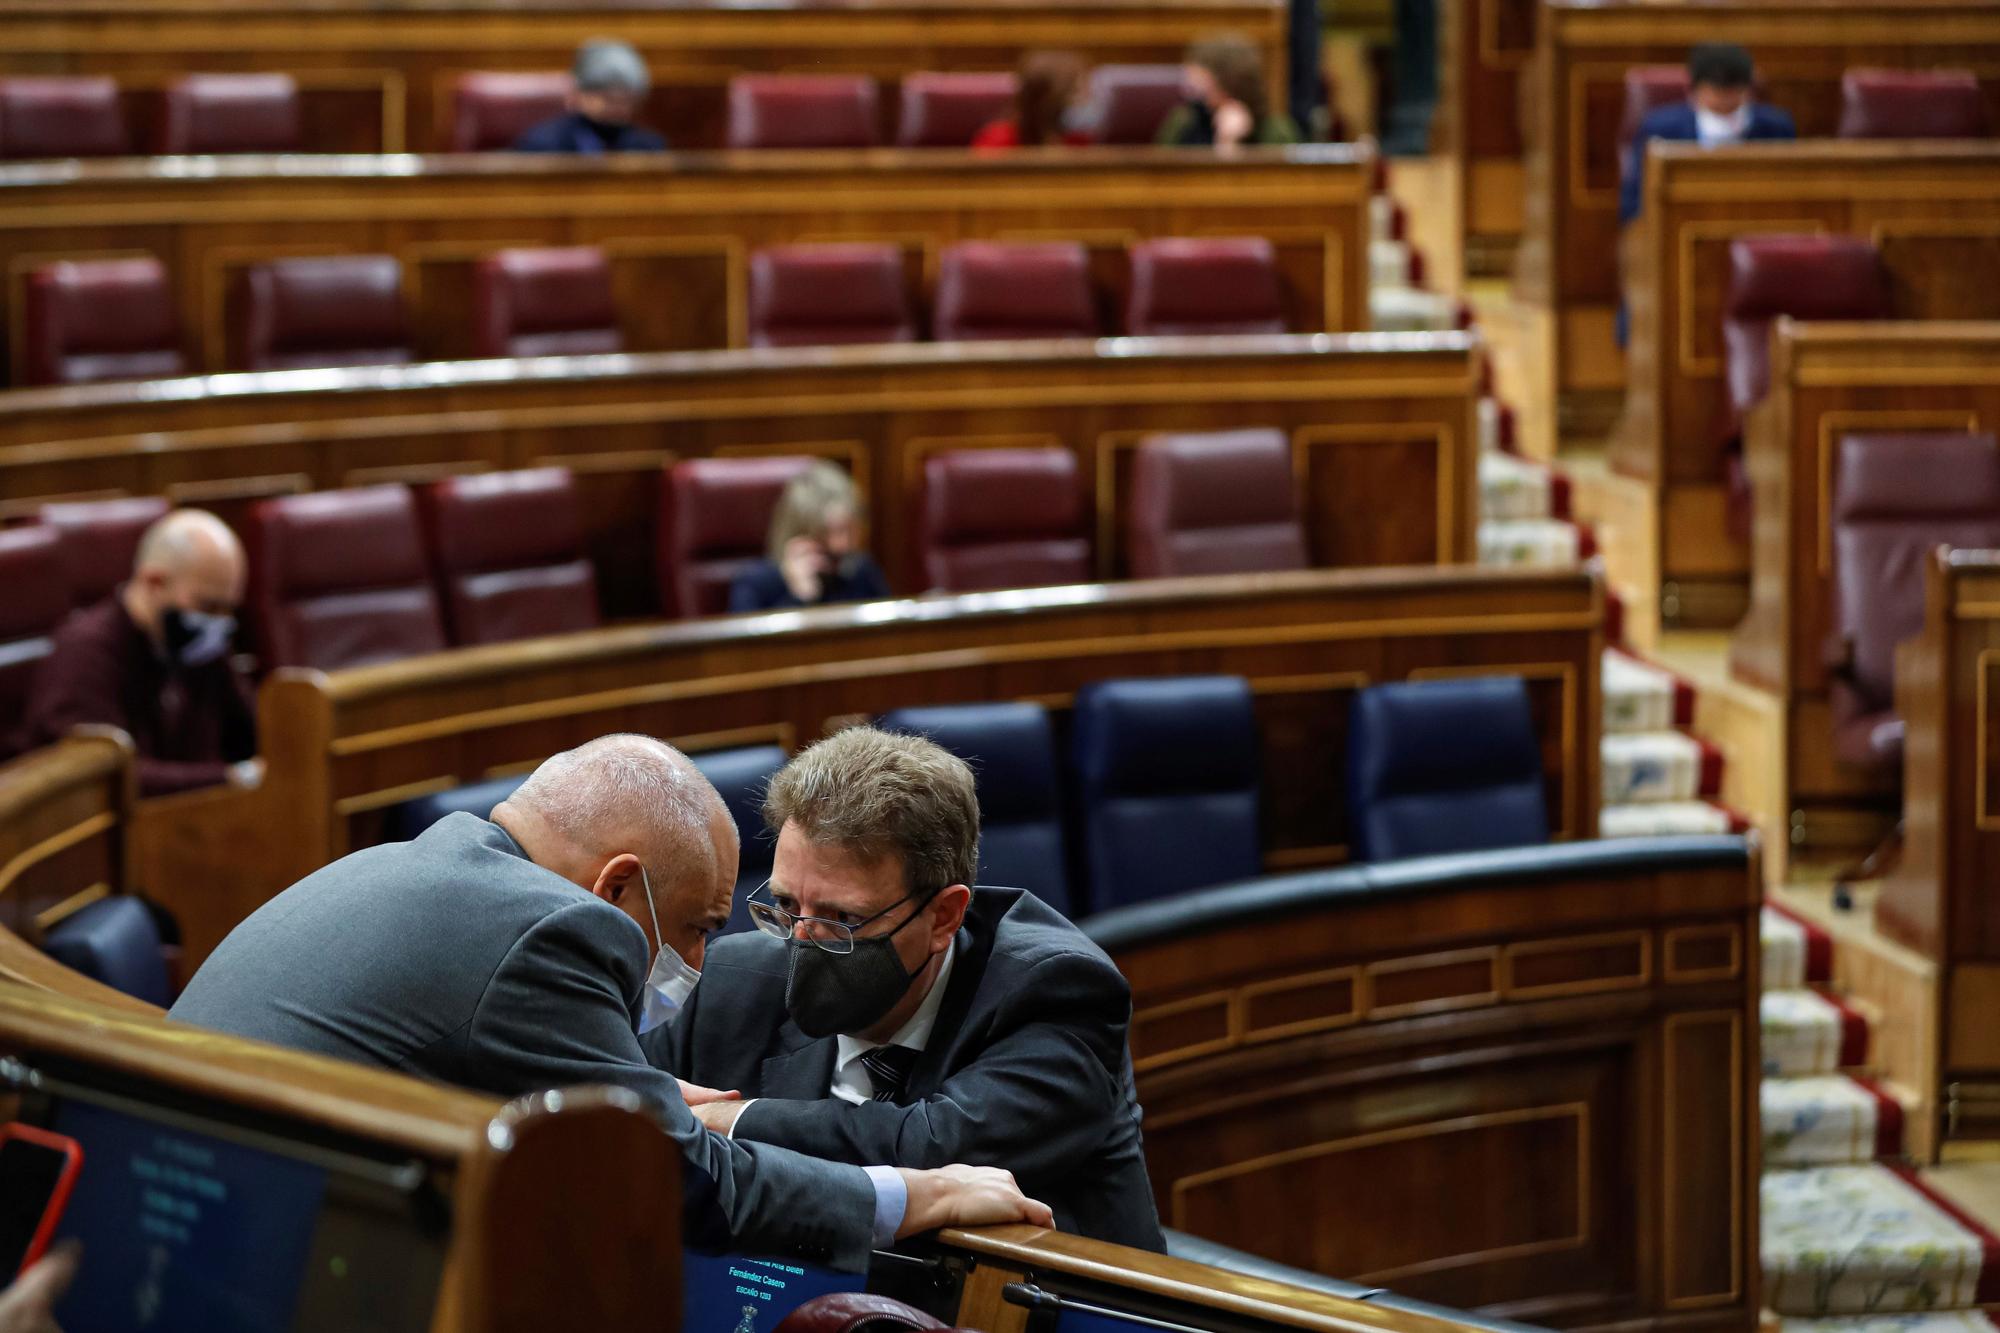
[1759,907,2000,1329]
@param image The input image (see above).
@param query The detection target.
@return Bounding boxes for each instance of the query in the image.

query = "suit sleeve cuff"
[724,1098,759,1139]
[862,1164,907,1246]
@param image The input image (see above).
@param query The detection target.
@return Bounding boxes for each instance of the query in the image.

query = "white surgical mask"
[635,865,700,1034]
[1695,104,1751,147]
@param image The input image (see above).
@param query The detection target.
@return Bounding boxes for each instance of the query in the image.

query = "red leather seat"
[160,73,302,154]
[726,75,880,149]
[236,255,413,371]
[656,456,816,618]
[250,485,446,670]
[449,72,572,152]
[747,244,916,348]
[0,525,71,754]
[1127,428,1307,578]
[21,258,187,387]
[1618,66,1691,159]
[472,247,623,359]
[37,497,170,608]
[774,1292,971,1333]
[1829,432,2000,770]
[920,447,1090,592]
[1082,65,1186,144]
[0,77,128,159]
[1838,68,1990,139]
[896,72,1018,147]
[424,468,600,645]
[933,242,1099,342]
[1125,237,1287,336]
[1724,236,1892,430]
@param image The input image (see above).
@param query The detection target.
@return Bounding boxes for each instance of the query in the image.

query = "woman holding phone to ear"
[728,463,891,613]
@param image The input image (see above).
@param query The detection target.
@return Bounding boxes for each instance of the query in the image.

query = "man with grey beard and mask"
[647,725,1165,1252]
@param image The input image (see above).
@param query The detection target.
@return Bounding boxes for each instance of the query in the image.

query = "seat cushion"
[161,73,303,154]
[238,254,412,372]
[1072,675,1262,912]
[896,73,1018,147]
[38,496,170,606]
[1346,676,1550,862]
[42,897,171,1007]
[879,702,1071,914]
[0,525,71,747]
[1126,428,1307,578]
[252,484,446,669]
[933,242,1098,342]
[1838,69,1990,139]
[748,244,916,348]
[427,467,600,644]
[1083,66,1186,145]
[920,448,1089,593]
[472,247,623,359]
[1723,236,1892,418]
[726,75,881,149]
[1618,66,1691,157]
[450,71,573,151]
[0,77,129,158]
[656,456,817,617]
[21,257,186,387]
[1126,237,1287,337]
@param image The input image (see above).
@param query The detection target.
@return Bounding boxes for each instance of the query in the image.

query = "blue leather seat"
[1346,677,1549,862]
[691,744,787,936]
[43,897,171,1008]
[384,773,529,842]
[1071,676,1262,914]
[879,703,1073,916]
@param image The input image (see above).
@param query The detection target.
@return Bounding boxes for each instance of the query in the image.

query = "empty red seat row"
[450,65,1189,151]
[0,74,301,159]
[24,238,1288,385]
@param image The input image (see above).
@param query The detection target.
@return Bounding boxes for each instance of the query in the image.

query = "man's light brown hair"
[763,725,980,894]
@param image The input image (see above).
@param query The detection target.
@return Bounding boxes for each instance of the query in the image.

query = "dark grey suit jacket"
[648,887,1165,1252]
[168,812,880,1268]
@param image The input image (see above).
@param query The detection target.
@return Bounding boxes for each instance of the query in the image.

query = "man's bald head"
[493,734,741,967]
[123,508,247,645]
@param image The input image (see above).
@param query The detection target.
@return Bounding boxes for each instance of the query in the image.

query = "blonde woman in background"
[727,462,891,612]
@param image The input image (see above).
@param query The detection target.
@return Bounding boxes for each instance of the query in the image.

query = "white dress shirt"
[831,944,956,1104]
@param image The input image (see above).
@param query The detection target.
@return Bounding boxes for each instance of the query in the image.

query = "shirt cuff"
[723,1098,758,1140]
[862,1164,907,1246]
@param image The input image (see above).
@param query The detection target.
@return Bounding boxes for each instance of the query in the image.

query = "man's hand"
[677,1079,742,1108]
[894,1164,1055,1239]
[693,1099,750,1134]
[0,1241,79,1333]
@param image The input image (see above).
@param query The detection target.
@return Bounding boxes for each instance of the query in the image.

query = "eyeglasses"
[746,881,935,955]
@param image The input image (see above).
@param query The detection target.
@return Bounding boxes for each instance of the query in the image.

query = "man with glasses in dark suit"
[649,725,1164,1252]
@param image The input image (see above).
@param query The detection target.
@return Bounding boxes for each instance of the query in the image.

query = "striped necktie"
[859,1044,920,1103]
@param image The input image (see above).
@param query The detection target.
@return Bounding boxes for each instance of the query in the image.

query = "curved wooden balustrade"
[0,147,1371,380]
[0,0,1284,154]
[0,334,1480,613]
[0,730,134,953]
[127,564,1602,967]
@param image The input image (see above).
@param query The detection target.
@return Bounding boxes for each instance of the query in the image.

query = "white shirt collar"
[834,942,956,1074]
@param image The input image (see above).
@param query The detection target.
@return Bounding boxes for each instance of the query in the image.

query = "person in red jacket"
[972,51,1092,150]
[21,508,259,797]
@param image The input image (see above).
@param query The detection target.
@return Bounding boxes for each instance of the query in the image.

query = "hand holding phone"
[0,1126,82,1279]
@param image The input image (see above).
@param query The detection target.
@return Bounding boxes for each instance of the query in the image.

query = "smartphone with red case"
[0,1123,82,1277]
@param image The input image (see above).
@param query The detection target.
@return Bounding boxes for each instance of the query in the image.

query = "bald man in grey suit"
[171,735,1050,1268]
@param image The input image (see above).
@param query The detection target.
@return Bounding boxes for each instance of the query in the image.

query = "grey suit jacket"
[649,888,1165,1252]
[168,812,880,1268]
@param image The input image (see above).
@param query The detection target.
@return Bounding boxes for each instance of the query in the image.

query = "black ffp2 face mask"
[784,934,921,1038]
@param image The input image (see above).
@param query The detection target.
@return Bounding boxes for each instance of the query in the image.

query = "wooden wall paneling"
[0,0,1285,154]
[1444,0,1536,275]
[134,566,1601,966]
[1523,2,2000,445]
[1725,322,2000,851]
[1613,144,2000,628]
[1108,848,1761,1330]
[0,335,1478,603]
[0,148,1371,378]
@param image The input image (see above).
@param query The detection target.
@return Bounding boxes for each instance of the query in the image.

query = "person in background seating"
[728,462,891,612]
[514,38,669,153]
[652,725,1166,1252]
[170,733,1053,1268]
[1157,33,1300,149]
[971,51,1092,150]
[1619,43,1795,224]
[21,509,258,797]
